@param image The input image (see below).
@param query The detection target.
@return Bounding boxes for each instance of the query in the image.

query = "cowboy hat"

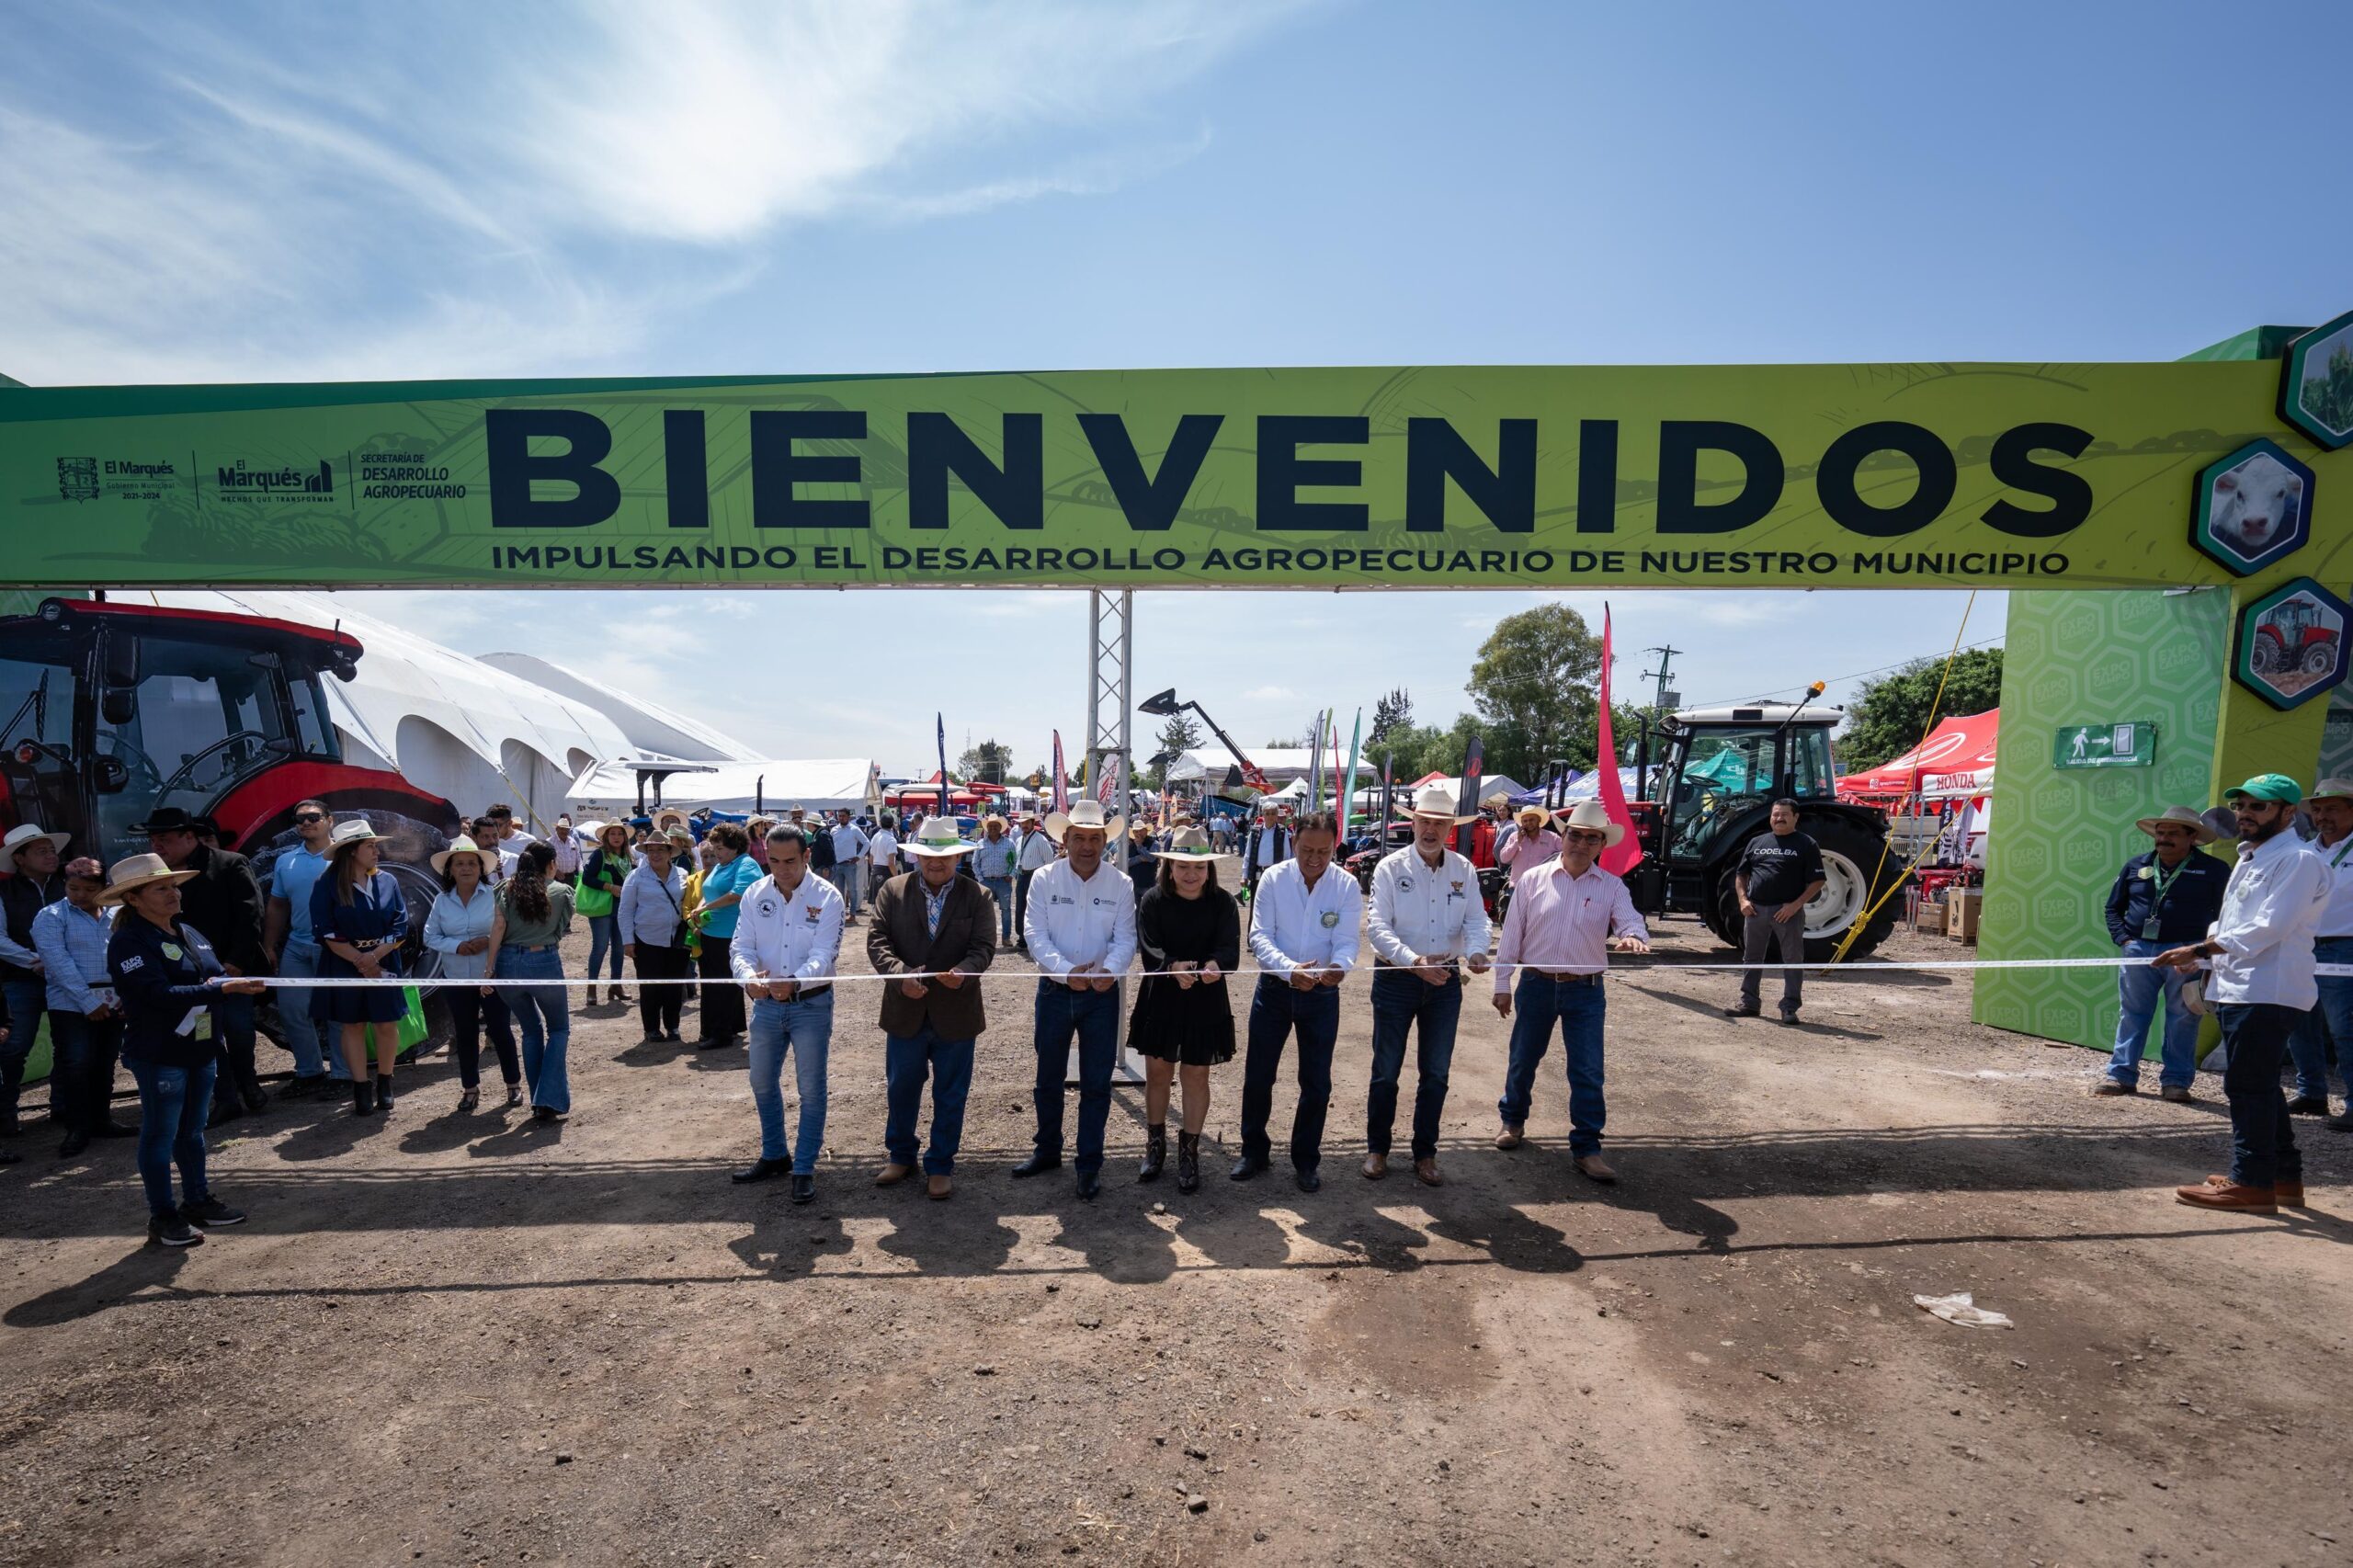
[130,805,201,835]
[2133,804,2220,844]
[326,818,381,851]
[1513,801,1549,824]
[1045,799,1127,842]
[429,835,494,876]
[1152,824,1220,861]
[904,818,977,858]
[98,852,198,906]
[3,822,71,858]
[2308,777,2353,803]
[1552,800,1626,847]
[652,808,690,834]
[1407,783,1477,825]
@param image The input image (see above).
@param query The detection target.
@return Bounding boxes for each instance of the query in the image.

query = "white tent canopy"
[568,757,881,816]
[478,652,755,764]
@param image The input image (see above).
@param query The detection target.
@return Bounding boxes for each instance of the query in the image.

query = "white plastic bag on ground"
[1914,1292,2014,1329]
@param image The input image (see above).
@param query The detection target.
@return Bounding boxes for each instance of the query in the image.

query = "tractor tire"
[2251,635,2282,676]
[1706,813,1904,963]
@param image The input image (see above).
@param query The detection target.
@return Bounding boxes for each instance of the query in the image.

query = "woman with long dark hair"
[1126,826,1240,1193]
[686,821,756,1050]
[493,840,575,1123]
[309,820,410,1117]
[424,835,521,1111]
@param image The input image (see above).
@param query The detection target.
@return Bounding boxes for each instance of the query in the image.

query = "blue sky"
[4,1,2347,769]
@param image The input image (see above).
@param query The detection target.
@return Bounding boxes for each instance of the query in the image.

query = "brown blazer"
[868,869,998,1040]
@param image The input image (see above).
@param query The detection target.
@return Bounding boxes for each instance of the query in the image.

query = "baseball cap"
[2224,773,2302,804]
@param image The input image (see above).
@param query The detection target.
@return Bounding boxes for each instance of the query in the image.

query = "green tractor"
[1626,699,1904,961]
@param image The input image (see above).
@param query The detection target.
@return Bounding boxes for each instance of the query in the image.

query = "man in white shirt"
[546,816,583,883]
[827,811,870,924]
[2287,777,2353,1125]
[1014,811,1057,949]
[1017,800,1138,1200]
[866,812,901,913]
[2157,774,2330,1212]
[728,825,845,1206]
[1491,801,1650,1184]
[1363,786,1492,1187]
[1234,811,1361,1191]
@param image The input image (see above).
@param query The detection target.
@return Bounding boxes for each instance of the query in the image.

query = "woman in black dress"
[310,819,409,1117]
[1127,826,1240,1193]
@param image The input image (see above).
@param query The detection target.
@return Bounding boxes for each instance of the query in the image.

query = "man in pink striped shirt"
[1495,802,1563,878]
[1491,801,1649,1183]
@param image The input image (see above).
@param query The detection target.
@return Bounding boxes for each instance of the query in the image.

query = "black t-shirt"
[1737,829,1824,906]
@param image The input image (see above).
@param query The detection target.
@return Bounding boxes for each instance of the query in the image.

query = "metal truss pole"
[1074,588,1142,1085]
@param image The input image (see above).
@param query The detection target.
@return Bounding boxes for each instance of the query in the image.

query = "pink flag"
[1595,607,1643,875]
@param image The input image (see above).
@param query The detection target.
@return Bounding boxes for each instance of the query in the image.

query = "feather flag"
[1596,606,1643,874]
[1306,709,1326,812]
[936,714,951,818]
[1097,750,1119,810]
[1342,709,1362,832]
[1455,733,1483,854]
[1051,731,1068,812]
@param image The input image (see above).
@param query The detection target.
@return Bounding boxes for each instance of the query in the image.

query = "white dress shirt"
[1023,858,1138,983]
[1494,858,1648,994]
[1017,829,1058,873]
[2204,829,2330,1008]
[867,829,900,869]
[1367,845,1491,967]
[831,822,870,864]
[1248,858,1363,976]
[728,869,845,989]
[2311,832,2353,938]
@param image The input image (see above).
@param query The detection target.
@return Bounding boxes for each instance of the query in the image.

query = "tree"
[1369,687,1414,745]
[1464,604,1603,782]
[957,738,1015,785]
[1839,648,2005,769]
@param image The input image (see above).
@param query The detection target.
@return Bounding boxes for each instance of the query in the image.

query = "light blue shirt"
[698,854,762,939]
[619,862,688,948]
[423,884,500,982]
[269,845,330,948]
[32,898,116,1014]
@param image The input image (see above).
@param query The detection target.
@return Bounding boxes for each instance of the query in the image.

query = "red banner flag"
[1595,607,1643,875]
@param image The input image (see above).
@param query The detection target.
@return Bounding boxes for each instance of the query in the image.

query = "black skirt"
[1125,886,1241,1065]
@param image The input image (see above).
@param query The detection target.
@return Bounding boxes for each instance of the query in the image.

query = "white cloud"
[1242,684,1297,701]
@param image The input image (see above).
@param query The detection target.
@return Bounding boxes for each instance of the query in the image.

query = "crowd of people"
[0,765,2343,1245]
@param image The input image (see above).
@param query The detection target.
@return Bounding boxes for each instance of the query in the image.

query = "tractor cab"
[1653,704,1841,865]
[0,597,358,865]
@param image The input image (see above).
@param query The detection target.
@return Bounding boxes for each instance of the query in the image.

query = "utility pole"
[1641,645,1683,715]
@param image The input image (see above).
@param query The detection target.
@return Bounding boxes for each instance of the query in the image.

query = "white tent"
[153,590,631,832]
[568,757,881,816]
[478,652,755,763]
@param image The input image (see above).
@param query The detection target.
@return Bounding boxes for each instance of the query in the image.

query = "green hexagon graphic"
[2280,308,2353,451]
[2191,439,2316,575]
[2234,577,2352,710]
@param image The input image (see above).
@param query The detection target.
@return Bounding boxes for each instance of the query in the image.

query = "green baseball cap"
[2224,773,2303,804]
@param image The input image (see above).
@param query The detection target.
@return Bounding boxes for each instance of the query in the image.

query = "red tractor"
[0,597,460,979]
[2249,597,2341,678]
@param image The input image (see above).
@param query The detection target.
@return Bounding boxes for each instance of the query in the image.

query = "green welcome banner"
[0,364,2341,589]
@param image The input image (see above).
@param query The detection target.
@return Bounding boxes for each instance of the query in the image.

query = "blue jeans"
[2,975,47,1115]
[1497,972,1608,1156]
[501,949,571,1114]
[2287,935,2353,1099]
[585,913,623,983]
[982,877,1015,943]
[274,940,342,1079]
[126,1057,214,1219]
[886,1023,975,1176]
[1033,981,1120,1174]
[748,991,833,1172]
[1240,977,1342,1171]
[2217,1002,2302,1188]
[2109,939,2199,1089]
[1367,968,1462,1162]
[48,1011,124,1132]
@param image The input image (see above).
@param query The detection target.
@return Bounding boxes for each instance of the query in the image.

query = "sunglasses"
[293,812,326,824]
[1564,830,1608,845]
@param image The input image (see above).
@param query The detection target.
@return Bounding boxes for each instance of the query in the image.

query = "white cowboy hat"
[429,835,494,877]
[1552,800,1626,848]
[98,851,198,906]
[327,818,381,850]
[1513,801,1550,824]
[2307,777,2353,804]
[904,818,978,858]
[1044,799,1127,842]
[1151,824,1219,861]
[3,822,71,858]
[652,808,690,834]
[1407,784,1477,825]
[2133,803,2220,844]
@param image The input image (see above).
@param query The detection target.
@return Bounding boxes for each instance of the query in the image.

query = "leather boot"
[1138,1124,1167,1183]
[374,1072,395,1111]
[1176,1131,1200,1194]
[351,1080,377,1118]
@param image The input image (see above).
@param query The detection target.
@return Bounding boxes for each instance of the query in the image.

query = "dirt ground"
[3,912,2349,1568]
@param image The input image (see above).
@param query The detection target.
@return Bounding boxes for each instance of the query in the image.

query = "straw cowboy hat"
[2133,804,2220,844]
[429,835,494,877]
[652,808,690,835]
[1152,824,1219,861]
[1407,783,1477,825]
[327,818,381,850]
[3,822,71,858]
[1513,801,1550,827]
[904,817,977,858]
[98,852,198,906]
[1551,800,1626,847]
[1045,799,1127,842]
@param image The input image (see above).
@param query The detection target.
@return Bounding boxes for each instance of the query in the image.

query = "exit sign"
[2052,722,2156,769]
